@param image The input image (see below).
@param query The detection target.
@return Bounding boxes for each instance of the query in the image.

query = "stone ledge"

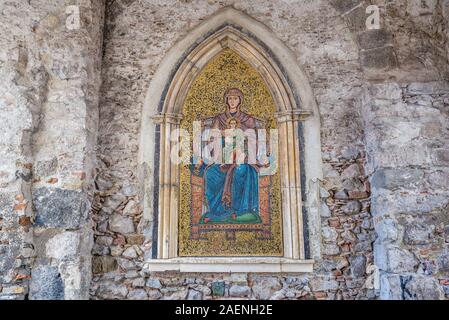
[144,258,314,273]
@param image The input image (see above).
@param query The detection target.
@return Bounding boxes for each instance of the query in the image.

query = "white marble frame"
[139,7,323,273]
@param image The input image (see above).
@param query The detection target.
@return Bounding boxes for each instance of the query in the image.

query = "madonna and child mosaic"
[178,49,283,256]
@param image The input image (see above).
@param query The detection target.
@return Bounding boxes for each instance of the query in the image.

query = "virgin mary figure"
[195,88,262,224]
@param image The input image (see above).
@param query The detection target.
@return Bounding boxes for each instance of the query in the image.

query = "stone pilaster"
[0,0,106,300]
[363,81,449,300]
[151,113,183,259]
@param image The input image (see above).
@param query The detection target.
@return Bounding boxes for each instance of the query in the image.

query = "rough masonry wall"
[91,0,375,300]
[0,0,105,300]
[1,0,448,301]
[366,81,449,300]
[333,0,449,299]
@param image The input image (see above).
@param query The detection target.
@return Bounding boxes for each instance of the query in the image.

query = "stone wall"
[333,0,449,300]
[366,82,449,299]
[0,0,105,300]
[90,0,375,300]
[90,0,448,300]
[0,0,448,300]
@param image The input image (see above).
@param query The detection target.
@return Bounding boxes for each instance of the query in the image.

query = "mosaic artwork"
[178,49,283,257]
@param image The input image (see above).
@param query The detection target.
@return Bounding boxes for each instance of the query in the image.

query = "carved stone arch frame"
[139,7,323,273]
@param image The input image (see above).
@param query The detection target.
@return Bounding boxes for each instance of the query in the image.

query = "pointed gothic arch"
[139,7,323,272]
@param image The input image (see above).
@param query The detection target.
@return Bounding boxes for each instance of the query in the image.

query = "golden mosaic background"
[178,49,283,257]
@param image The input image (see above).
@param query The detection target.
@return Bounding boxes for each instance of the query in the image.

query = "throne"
[189,115,273,240]
[189,171,272,241]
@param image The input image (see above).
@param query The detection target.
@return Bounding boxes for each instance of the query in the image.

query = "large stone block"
[375,245,418,273]
[379,274,402,300]
[342,177,365,192]
[379,274,439,300]
[367,82,402,101]
[339,146,360,160]
[445,225,449,242]
[127,289,148,300]
[402,275,445,300]
[122,246,138,259]
[437,253,449,272]
[33,158,58,178]
[371,168,425,191]
[92,256,117,274]
[341,164,362,180]
[349,255,367,278]
[109,214,135,234]
[46,231,81,260]
[29,265,64,300]
[434,149,449,166]
[0,293,25,301]
[330,0,363,13]
[146,278,162,289]
[229,285,251,297]
[357,29,392,50]
[403,222,433,245]
[321,226,338,243]
[341,200,362,215]
[33,188,88,229]
[322,244,341,256]
[354,240,373,253]
[116,257,136,270]
[320,202,331,218]
[251,276,282,300]
[211,281,225,297]
[310,276,339,291]
[374,218,400,243]
[187,289,203,300]
[406,0,438,16]
[162,288,188,300]
[60,262,92,300]
[0,243,18,279]
[147,289,163,300]
[360,46,397,70]
[371,189,448,216]
[96,281,128,300]
[406,81,449,95]
[343,5,369,32]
